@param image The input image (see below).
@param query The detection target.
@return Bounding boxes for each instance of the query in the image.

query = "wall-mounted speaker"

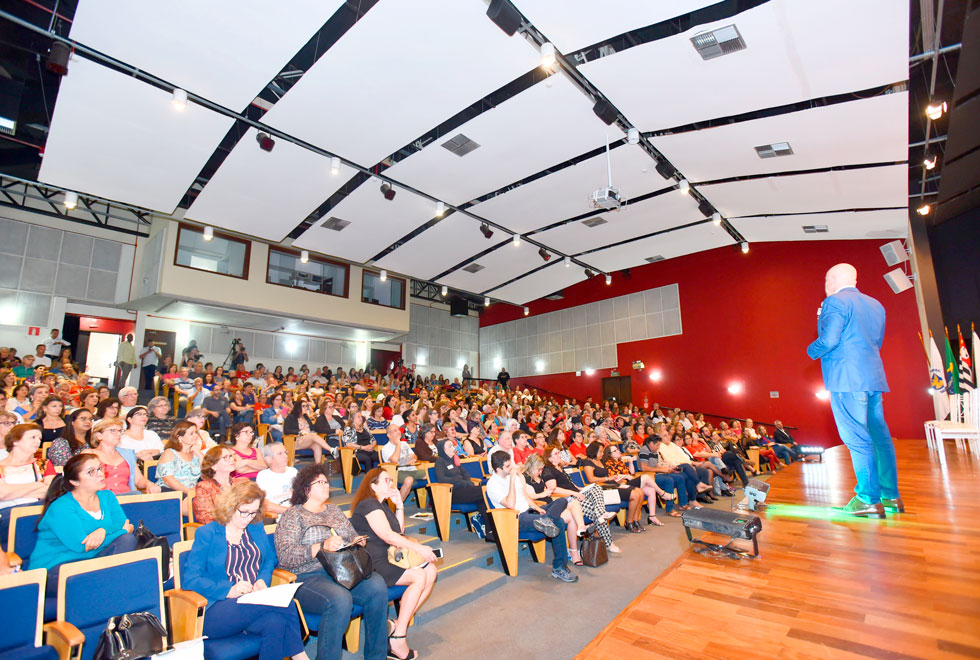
[592,99,618,125]
[486,0,522,36]
[880,240,909,267]
[883,268,913,294]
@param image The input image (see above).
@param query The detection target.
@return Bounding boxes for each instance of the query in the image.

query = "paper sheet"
[237,582,302,607]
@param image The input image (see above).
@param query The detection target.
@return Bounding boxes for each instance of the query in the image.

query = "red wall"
[482,240,933,447]
[73,316,136,336]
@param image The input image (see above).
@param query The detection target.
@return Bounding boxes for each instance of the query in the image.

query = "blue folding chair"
[118,491,184,547]
[0,568,58,660]
[425,465,480,542]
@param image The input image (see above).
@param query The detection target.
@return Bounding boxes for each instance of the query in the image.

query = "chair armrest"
[44,620,84,660]
[272,568,297,585]
[182,522,202,541]
[7,551,22,567]
[164,589,205,644]
[469,477,482,486]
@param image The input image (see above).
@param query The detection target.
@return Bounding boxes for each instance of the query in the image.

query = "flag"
[958,325,974,391]
[945,329,959,395]
[929,332,950,420]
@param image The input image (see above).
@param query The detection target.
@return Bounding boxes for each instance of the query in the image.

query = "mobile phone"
[432,547,444,559]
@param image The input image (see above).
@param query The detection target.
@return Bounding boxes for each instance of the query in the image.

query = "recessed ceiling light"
[691,25,746,60]
[441,133,481,157]
[755,142,794,158]
[803,225,829,233]
[321,216,350,231]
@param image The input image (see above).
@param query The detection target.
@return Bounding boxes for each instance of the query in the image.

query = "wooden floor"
[576,441,980,660]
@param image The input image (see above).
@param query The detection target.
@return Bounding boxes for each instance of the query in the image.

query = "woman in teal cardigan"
[30,453,138,594]
[183,480,308,660]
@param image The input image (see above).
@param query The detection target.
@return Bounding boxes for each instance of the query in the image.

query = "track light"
[538,247,551,262]
[626,128,639,145]
[923,155,937,170]
[300,250,309,263]
[379,269,387,282]
[711,212,722,226]
[523,306,529,316]
[564,256,571,268]
[484,297,490,307]
[925,101,947,120]
[256,132,275,152]
[916,203,931,216]
[480,223,494,239]
[171,88,188,111]
[585,269,596,278]
[46,41,70,76]
[512,234,520,247]
[330,157,340,175]
[380,182,396,201]
[63,191,78,210]
[605,274,612,285]
[540,42,556,69]
[697,199,713,217]
[435,201,446,217]
[202,226,213,241]
[740,242,749,253]
[677,179,690,194]
[441,285,448,297]
[655,159,677,180]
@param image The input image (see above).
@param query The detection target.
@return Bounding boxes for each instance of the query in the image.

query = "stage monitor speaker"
[880,240,908,267]
[592,99,618,125]
[486,0,522,36]
[883,268,913,294]
[449,296,468,317]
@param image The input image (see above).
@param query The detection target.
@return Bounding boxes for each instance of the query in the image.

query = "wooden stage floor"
[576,441,980,660]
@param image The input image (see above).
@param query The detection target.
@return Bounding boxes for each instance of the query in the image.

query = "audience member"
[193,446,248,524]
[256,442,297,516]
[88,418,159,494]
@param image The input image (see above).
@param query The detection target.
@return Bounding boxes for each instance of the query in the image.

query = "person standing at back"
[116,334,137,388]
[807,263,901,518]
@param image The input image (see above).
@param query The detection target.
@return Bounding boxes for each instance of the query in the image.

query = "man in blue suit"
[807,263,902,518]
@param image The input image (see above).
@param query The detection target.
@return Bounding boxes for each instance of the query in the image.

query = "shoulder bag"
[578,531,608,567]
[316,545,373,590]
[92,611,167,660]
[133,520,172,581]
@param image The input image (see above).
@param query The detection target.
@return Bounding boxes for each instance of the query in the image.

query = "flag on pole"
[958,325,974,391]
[945,328,959,395]
[928,331,950,420]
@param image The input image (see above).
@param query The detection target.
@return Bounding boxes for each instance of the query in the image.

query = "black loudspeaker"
[449,296,468,317]
[486,0,522,36]
[593,99,618,125]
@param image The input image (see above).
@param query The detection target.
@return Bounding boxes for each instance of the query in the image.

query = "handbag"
[133,521,171,581]
[92,611,167,660]
[579,532,608,567]
[316,545,373,590]
[387,545,427,569]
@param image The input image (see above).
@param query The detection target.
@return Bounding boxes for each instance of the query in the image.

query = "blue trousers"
[830,391,899,503]
[293,570,388,660]
[770,444,794,464]
[203,598,305,660]
[518,499,568,569]
[653,473,688,510]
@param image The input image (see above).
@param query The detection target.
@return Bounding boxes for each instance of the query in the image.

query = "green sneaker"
[833,496,885,519]
[881,498,905,513]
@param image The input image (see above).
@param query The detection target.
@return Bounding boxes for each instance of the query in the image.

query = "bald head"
[825,263,857,296]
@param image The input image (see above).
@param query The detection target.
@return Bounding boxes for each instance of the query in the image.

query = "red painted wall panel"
[485,240,932,447]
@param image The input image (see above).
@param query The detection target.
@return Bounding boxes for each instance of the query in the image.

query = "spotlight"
[697,199,713,217]
[626,127,640,145]
[379,269,387,282]
[256,132,275,152]
[63,191,78,210]
[538,247,551,261]
[202,226,213,241]
[916,203,931,216]
[512,234,521,247]
[300,250,309,264]
[799,446,825,461]
[523,306,530,316]
[564,256,571,268]
[711,212,722,226]
[540,42,556,69]
[585,269,596,278]
[677,179,690,194]
[925,101,947,120]
[480,223,494,239]
[435,201,446,217]
[441,285,448,297]
[380,182,396,201]
[46,41,70,76]
[740,242,749,253]
[171,88,188,111]
[484,297,490,307]
[649,369,662,382]
[655,159,677,180]
[815,389,829,400]
[727,382,743,395]
[584,368,595,376]
[330,157,341,175]
[923,155,937,170]
[605,274,612,285]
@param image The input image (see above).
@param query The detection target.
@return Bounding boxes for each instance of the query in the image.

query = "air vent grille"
[321,216,350,231]
[645,255,665,263]
[754,142,794,158]
[441,133,481,157]
[462,263,485,273]
[582,216,608,228]
[803,225,829,234]
[691,25,746,61]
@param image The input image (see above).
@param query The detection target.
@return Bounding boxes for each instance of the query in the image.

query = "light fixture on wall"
[484,297,490,307]
[441,285,448,297]
[923,154,937,170]
[540,42,556,69]
[648,369,662,382]
[171,88,188,111]
[512,234,520,247]
[480,223,494,239]
[435,201,446,217]
[300,250,309,264]
[538,247,551,262]
[256,131,275,152]
[677,179,690,194]
[727,382,743,395]
[711,212,722,226]
[584,368,595,376]
[202,225,213,241]
[379,269,387,282]
[330,157,341,175]
[523,306,529,315]
[605,274,612,285]
[63,191,78,210]
[925,101,947,120]
[916,203,931,216]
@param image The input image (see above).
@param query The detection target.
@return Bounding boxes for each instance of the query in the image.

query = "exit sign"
[770,391,779,398]
[611,370,619,376]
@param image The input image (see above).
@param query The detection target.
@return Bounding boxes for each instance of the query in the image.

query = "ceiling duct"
[690,25,747,61]
[441,133,481,157]
[320,216,350,231]
[754,142,794,158]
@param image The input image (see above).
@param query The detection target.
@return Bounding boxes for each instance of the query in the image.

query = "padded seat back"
[0,568,46,653]
[8,505,43,564]
[119,492,183,546]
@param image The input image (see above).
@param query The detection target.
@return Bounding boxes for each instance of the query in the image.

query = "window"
[362,271,405,310]
[174,224,249,279]
[266,248,349,298]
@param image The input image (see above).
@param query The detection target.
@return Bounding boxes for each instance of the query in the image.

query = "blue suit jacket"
[182,521,275,606]
[806,287,889,393]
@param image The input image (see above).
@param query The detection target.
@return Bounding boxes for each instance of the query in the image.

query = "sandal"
[627,522,643,534]
[387,634,419,660]
[668,510,683,517]
[659,492,675,501]
[570,548,584,566]
[647,516,664,526]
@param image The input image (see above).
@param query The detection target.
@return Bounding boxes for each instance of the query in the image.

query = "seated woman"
[89,418,160,495]
[462,424,486,457]
[635,437,694,515]
[6,383,31,418]
[260,393,285,444]
[183,481,309,660]
[185,408,218,453]
[274,464,388,660]
[75,388,99,416]
[511,432,534,466]
[312,399,344,449]
[194,446,248,524]
[37,396,66,444]
[411,424,438,463]
[0,423,52,539]
[601,445,675,528]
[95,397,121,421]
[342,412,379,472]
[756,425,794,465]
[541,447,620,553]
[529,431,549,457]
[658,431,718,500]
[744,428,779,470]
[522,454,592,566]
[228,423,267,480]
[365,404,389,445]
[380,426,426,502]
[283,401,334,464]
[120,406,164,462]
[29,452,138,594]
[351,468,438,660]
[145,396,177,438]
[581,442,642,533]
[433,436,489,522]
[46,408,93,473]
[156,421,203,498]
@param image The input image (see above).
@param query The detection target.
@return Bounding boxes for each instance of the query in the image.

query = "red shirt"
[512,446,534,465]
[568,443,587,458]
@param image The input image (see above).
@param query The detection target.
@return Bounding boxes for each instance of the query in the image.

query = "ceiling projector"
[591,186,621,211]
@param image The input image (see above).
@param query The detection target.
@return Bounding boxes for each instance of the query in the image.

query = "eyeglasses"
[0,421,14,427]
[309,479,329,488]
[84,465,106,477]
[236,507,261,518]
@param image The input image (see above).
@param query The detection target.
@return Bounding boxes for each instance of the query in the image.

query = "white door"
[86,332,122,383]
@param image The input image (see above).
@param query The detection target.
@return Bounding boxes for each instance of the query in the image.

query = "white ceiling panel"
[292,182,440,264]
[469,144,671,233]
[38,58,234,213]
[185,128,358,241]
[487,261,591,305]
[513,0,724,53]
[530,189,704,255]
[700,165,907,218]
[383,76,623,205]
[437,241,545,293]
[580,0,908,131]
[69,0,344,110]
[651,94,908,182]
[730,210,908,243]
[580,223,734,272]
[374,214,509,282]
[263,0,539,167]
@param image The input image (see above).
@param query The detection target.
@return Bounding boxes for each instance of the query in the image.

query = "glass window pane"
[267,249,347,297]
[175,226,248,278]
[362,272,404,309]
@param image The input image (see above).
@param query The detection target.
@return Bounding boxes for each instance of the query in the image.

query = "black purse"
[133,520,172,582]
[92,611,167,660]
[316,545,373,590]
